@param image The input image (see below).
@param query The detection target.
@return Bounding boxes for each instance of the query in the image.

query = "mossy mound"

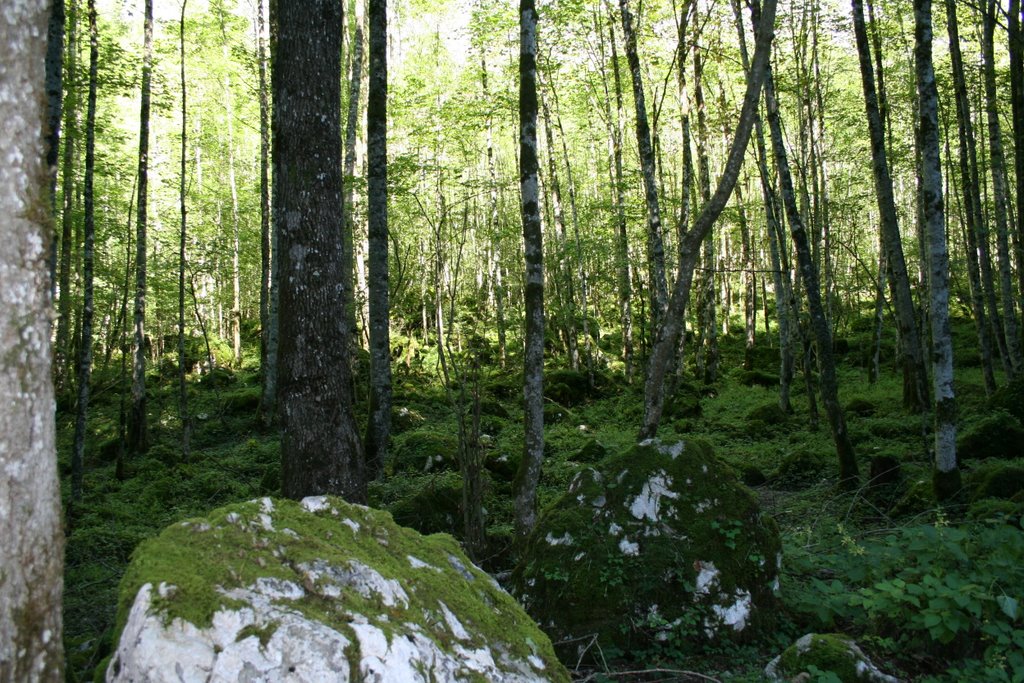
[221,387,261,415]
[544,369,596,407]
[989,376,1024,422]
[511,439,781,661]
[664,393,702,420]
[390,428,458,473]
[747,402,788,428]
[957,411,1024,460]
[389,472,464,537]
[108,496,567,682]
[392,406,426,434]
[867,453,902,487]
[845,398,876,417]
[573,438,608,463]
[738,370,779,389]
[967,461,1024,501]
[772,450,827,489]
[765,633,897,682]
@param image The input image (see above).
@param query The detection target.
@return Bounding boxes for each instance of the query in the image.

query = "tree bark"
[127,0,153,455]
[177,0,191,462]
[983,0,1024,374]
[55,0,77,391]
[851,0,930,412]
[365,0,391,480]
[72,0,99,503]
[257,0,277,426]
[514,0,545,540]
[275,0,365,502]
[0,0,65,675]
[618,0,669,332]
[45,0,65,290]
[343,0,364,375]
[915,0,960,499]
[640,0,777,439]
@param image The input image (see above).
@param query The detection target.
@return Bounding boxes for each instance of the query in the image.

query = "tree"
[71,0,100,503]
[514,0,545,540]
[915,0,960,499]
[365,0,391,480]
[127,0,154,455]
[274,0,366,502]
[0,0,64,676]
[178,0,192,461]
[257,0,276,426]
[639,0,777,439]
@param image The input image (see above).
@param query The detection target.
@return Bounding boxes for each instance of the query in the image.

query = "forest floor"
[58,317,1024,682]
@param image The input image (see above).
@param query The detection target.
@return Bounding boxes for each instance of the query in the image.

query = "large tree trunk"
[72,0,100,503]
[618,0,669,333]
[275,0,366,502]
[365,0,391,480]
[514,0,545,540]
[127,0,153,455]
[0,0,65,676]
[764,64,858,486]
[640,0,777,439]
[915,0,960,499]
[851,0,930,412]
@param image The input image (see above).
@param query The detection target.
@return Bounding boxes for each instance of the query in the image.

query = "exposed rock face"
[107,496,567,682]
[765,633,899,682]
[511,439,781,660]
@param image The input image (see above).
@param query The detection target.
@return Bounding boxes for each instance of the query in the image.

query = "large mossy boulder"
[764,633,898,682]
[511,439,781,660]
[391,428,458,473]
[957,411,1024,460]
[107,497,567,682]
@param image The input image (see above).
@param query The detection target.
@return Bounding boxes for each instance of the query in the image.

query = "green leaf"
[997,595,1020,621]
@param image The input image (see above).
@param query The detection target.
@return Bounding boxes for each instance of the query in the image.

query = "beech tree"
[274,0,365,502]
[0,0,64,676]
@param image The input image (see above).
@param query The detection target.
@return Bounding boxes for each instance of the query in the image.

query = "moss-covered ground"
[59,319,1024,681]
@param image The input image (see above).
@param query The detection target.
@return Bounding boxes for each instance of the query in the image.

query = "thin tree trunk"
[851,0,930,412]
[178,0,191,462]
[71,0,99,504]
[55,0,78,391]
[765,63,858,486]
[640,0,777,439]
[217,7,242,369]
[481,55,507,367]
[257,0,276,426]
[1010,0,1024,319]
[127,0,153,456]
[618,0,669,332]
[0,0,65,674]
[46,0,65,291]
[693,44,718,384]
[514,0,545,541]
[983,0,1023,374]
[365,0,391,480]
[342,0,364,369]
[915,0,960,499]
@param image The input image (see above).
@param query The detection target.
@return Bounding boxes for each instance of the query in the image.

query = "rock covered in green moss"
[765,633,898,682]
[107,496,567,682]
[957,411,1024,460]
[511,439,781,660]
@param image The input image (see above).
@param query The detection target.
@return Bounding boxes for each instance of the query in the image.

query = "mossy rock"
[391,429,458,474]
[739,464,768,487]
[967,461,1024,501]
[664,394,702,420]
[772,450,827,489]
[957,411,1024,460]
[485,450,521,482]
[479,399,511,419]
[890,478,937,517]
[389,472,463,537]
[765,633,898,682]
[108,497,567,682]
[511,439,781,661]
[989,376,1024,422]
[573,438,608,464]
[543,402,576,424]
[392,406,426,434]
[199,366,235,389]
[221,387,261,415]
[544,369,593,407]
[738,370,779,389]
[747,402,788,428]
[845,398,876,417]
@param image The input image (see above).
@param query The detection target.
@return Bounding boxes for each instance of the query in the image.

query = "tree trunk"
[693,44,718,385]
[72,0,100,503]
[127,0,153,456]
[640,0,777,439]
[177,0,191,462]
[765,63,857,485]
[45,0,65,288]
[945,0,997,394]
[365,0,391,480]
[275,0,365,502]
[851,0,930,412]
[343,0,364,372]
[915,0,960,499]
[514,0,545,540]
[618,0,669,332]
[257,0,277,426]
[217,7,242,369]
[0,0,65,675]
[1009,0,1024,320]
[983,0,1023,374]
[55,0,77,391]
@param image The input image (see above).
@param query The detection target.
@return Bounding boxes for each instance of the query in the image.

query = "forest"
[4,0,1024,679]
